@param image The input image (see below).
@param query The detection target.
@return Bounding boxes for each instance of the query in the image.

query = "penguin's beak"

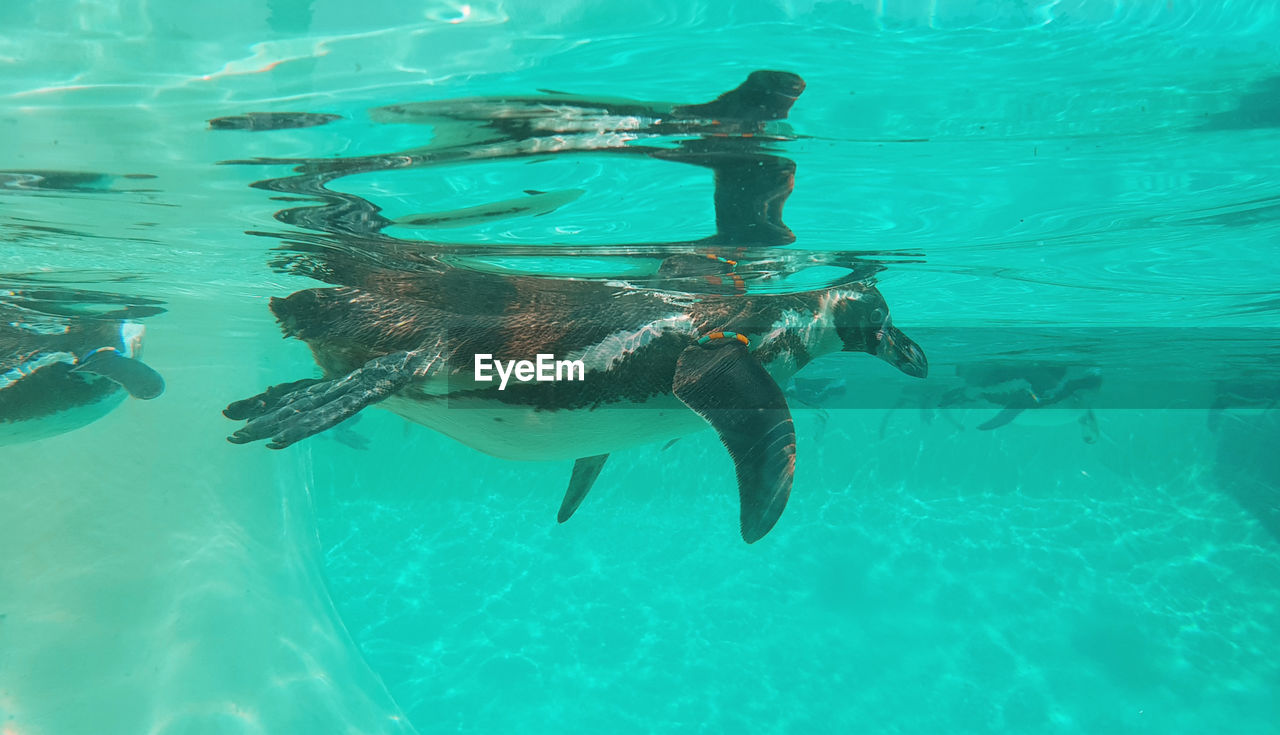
[879,326,928,379]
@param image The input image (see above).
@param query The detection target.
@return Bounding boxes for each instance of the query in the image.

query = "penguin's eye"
[870,307,886,325]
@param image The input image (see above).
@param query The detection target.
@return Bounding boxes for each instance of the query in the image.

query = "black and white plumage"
[225,267,927,543]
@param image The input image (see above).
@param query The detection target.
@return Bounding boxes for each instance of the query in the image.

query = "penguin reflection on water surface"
[221,69,808,245]
[0,283,165,445]
[224,269,927,543]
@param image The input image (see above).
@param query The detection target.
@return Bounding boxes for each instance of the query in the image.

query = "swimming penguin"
[939,362,1102,443]
[1,286,165,445]
[224,267,927,543]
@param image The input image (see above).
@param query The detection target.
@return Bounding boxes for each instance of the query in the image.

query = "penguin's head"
[832,288,928,379]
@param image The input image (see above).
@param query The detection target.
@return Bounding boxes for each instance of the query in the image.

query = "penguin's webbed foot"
[223,378,324,421]
[224,351,418,449]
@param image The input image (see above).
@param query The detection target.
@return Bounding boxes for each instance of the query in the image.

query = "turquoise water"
[3,1,1279,733]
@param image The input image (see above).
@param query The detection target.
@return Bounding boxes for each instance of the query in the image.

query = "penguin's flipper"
[226,348,437,449]
[72,349,165,399]
[672,70,806,121]
[977,406,1025,431]
[559,454,609,523]
[673,341,796,544]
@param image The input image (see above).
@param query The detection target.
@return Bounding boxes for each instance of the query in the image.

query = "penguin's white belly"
[0,389,124,446]
[380,394,708,461]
